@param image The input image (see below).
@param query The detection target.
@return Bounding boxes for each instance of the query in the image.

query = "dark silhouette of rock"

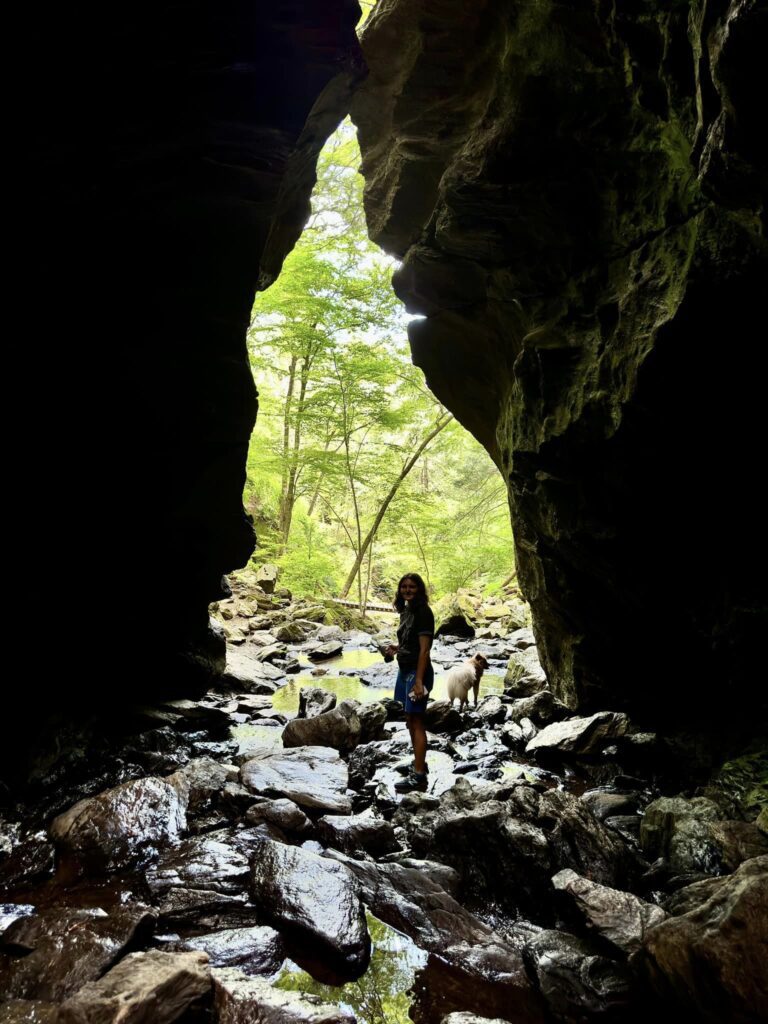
[633,856,768,1023]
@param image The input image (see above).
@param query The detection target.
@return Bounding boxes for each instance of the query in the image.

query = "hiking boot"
[394,770,429,793]
[394,761,429,776]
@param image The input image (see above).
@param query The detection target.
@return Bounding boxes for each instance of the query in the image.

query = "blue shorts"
[394,664,434,714]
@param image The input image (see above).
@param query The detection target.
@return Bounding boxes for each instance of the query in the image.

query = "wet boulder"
[248,838,369,974]
[356,701,388,743]
[506,690,570,727]
[146,832,250,897]
[526,712,629,759]
[245,798,313,836]
[298,687,337,719]
[423,701,464,734]
[0,904,156,1001]
[0,1001,58,1023]
[316,812,399,858]
[167,757,239,815]
[58,950,211,1024]
[639,796,722,874]
[633,856,768,1023]
[503,647,547,697]
[154,888,257,931]
[473,695,507,726]
[307,640,344,661]
[212,968,356,1023]
[282,701,362,754]
[552,869,666,955]
[223,646,284,693]
[581,788,641,822]
[523,930,634,1021]
[49,776,187,871]
[328,851,543,1018]
[180,925,284,975]
[240,747,352,814]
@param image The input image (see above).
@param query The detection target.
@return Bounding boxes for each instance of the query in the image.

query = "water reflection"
[273,912,427,1024]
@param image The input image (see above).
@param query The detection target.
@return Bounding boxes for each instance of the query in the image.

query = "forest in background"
[244,122,515,609]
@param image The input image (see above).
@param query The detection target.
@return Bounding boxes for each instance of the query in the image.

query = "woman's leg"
[408,714,428,774]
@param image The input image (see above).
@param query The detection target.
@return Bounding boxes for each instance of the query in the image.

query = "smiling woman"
[385,572,435,791]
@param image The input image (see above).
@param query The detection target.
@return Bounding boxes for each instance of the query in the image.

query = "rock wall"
[12,3,363,729]
[351,0,768,725]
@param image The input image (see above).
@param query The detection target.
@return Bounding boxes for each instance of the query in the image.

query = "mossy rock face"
[321,602,380,633]
[709,748,768,821]
[434,593,478,638]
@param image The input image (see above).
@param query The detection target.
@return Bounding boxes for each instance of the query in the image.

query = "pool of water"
[271,648,505,714]
[273,911,427,1024]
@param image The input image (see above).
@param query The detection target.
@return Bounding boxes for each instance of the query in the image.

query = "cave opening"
[4,1,766,1020]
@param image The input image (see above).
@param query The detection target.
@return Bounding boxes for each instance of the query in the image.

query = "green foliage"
[245,119,515,605]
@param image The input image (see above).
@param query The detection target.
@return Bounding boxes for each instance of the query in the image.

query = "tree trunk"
[339,413,452,598]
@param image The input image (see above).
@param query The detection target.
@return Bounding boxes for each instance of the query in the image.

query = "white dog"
[445,653,490,710]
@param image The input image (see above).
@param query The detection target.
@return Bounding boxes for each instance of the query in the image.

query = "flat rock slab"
[58,950,211,1024]
[526,711,628,757]
[50,776,187,870]
[0,905,155,1001]
[212,968,356,1023]
[306,640,344,660]
[552,868,666,954]
[249,838,369,973]
[240,747,351,814]
[225,647,285,692]
[182,925,285,975]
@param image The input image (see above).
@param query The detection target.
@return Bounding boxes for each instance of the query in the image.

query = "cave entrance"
[239,118,519,624]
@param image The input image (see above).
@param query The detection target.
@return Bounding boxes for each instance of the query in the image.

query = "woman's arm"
[412,634,432,698]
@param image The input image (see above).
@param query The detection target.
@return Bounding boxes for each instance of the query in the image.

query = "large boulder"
[503,647,547,698]
[58,950,211,1024]
[298,687,337,719]
[49,776,187,871]
[180,926,284,975]
[552,868,667,955]
[240,747,352,814]
[282,700,362,754]
[633,856,768,1023]
[248,839,369,974]
[526,712,629,759]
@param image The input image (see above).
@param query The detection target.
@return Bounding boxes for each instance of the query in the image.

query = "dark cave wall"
[351,0,768,724]
[16,2,363,714]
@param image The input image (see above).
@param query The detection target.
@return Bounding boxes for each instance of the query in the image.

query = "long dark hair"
[393,572,430,612]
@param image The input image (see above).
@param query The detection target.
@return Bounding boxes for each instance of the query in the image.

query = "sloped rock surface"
[0,905,156,1001]
[552,868,666,955]
[526,713,629,758]
[633,855,768,1023]
[58,950,210,1024]
[248,839,369,974]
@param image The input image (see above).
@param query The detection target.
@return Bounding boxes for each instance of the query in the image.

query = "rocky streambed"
[1,596,766,1023]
